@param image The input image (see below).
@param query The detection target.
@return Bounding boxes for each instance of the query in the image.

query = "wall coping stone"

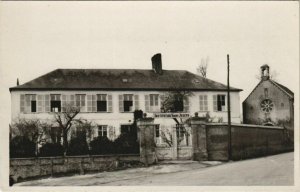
[207,123,283,130]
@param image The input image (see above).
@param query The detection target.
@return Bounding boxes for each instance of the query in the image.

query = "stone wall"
[205,123,293,161]
[230,124,293,160]
[10,154,140,183]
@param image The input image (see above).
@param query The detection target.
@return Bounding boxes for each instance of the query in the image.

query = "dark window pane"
[124,101,133,112]
[155,125,160,137]
[51,101,61,112]
[97,101,107,112]
[31,100,36,112]
[174,100,183,112]
[121,125,131,134]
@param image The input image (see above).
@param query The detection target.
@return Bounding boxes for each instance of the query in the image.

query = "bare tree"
[53,104,81,153]
[197,56,209,78]
[10,118,52,154]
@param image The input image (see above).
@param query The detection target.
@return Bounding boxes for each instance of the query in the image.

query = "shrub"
[39,143,64,157]
[66,137,89,156]
[114,133,139,154]
[10,136,36,158]
[90,136,115,155]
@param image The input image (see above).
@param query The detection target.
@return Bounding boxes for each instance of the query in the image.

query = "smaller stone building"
[243,65,294,135]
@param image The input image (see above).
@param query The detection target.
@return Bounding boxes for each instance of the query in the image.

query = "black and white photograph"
[0,1,299,191]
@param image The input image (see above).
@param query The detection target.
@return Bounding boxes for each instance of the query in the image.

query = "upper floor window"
[97,94,107,112]
[150,94,159,112]
[174,95,184,112]
[123,94,133,112]
[213,94,226,112]
[25,94,37,113]
[75,94,86,111]
[199,95,208,111]
[98,125,108,137]
[51,94,61,112]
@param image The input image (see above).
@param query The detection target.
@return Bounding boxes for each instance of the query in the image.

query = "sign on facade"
[153,113,190,118]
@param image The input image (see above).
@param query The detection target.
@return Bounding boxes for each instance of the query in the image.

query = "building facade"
[243,65,294,132]
[10,54,242,142]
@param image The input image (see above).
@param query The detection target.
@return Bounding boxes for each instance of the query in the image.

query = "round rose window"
[260,99,274,113]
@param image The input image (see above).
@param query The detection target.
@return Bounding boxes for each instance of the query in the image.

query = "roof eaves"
[269,79,294,98]
[9,87,242,92]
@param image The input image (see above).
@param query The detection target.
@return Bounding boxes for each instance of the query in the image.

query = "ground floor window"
[98,125,108,137]
[121,125,132,135]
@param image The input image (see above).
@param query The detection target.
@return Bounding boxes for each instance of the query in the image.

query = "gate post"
[172,126,178,160]
[191,113,208,161]
[137,117,156,166]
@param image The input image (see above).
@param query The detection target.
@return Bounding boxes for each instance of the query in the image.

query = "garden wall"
[206,123,293,161]
[10,154,140,183]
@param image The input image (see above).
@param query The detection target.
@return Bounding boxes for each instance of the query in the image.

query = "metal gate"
[155,123,193,160]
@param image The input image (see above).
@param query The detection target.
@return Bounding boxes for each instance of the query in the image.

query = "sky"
[0,1,298,124]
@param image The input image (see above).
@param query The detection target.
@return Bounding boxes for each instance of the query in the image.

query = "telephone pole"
[227,54,232,160]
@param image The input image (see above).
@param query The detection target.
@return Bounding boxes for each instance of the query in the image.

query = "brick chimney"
[261,64,270,81]
[151,53,163,74]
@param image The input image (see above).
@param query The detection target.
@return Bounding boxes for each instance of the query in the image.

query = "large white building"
[10,54,242,141]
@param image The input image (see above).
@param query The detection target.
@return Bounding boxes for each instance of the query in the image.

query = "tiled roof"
[9,69,242,92]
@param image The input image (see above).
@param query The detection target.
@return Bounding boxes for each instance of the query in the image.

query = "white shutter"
[107,94,113,112]
[45,95,50,112]
[183,96,189,112]
[92,95,97,112]
[213,95,218,112]
[199,95,203,111]
[24,95,30,113]
[61,94,67,112]
[37,95,44,112]
[87,95,92,112]
[204,95,208,111]
[145,95,150,112]
[134,95,139,110]
[20,94,25,113]
[119,95,124,112]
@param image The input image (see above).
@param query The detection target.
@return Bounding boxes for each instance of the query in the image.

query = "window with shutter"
[123,94,133,112]
[97,94,107,112]
[149,94,159,112]
[98,125,108,137]
[50,94,61,112]
[24,94,37,113]
[75,94,86,112]
[213,94,226,112]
